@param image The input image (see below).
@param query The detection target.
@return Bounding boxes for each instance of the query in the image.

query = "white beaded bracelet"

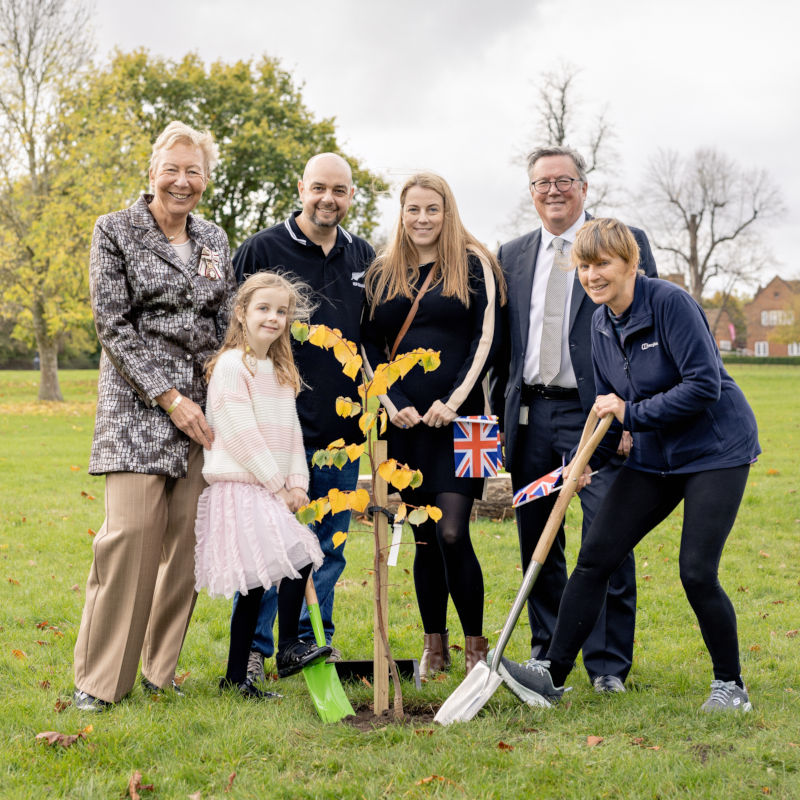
[166,395,183,415]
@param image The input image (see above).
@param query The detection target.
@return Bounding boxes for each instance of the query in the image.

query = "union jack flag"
[512,466,563,508]
[453,415,501,478]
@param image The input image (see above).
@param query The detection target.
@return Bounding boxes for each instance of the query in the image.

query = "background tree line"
[0,2,785,400]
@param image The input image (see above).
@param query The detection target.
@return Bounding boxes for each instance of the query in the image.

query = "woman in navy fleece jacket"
[498,218,760,714]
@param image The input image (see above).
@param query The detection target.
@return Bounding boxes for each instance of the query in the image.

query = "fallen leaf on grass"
[54,698,71,713]
[750,644,761,652]
[771,600,785,605]
[448,643,463,652]
[8,577,20,585]
[759,550,770,558]
[586,736,604,747]
[70,465,80,471]
[360,676,372,688]
[762,788,771,795]
[737,585,748,592]
[416,775,458,787]
[39,680,50,690]
[35,726,91,748]
[497,741,514,751]
[787,630,799,638]
[36,640,49,646]
[87,528,96,537]
[174,670,190,686]
[127,770,154,799]
[12,649,26,659]
[414,729,434,736]
[224,772,236,793]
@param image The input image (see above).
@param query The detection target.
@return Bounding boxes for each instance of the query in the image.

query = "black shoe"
[73,688,112,712]
[276,639,332,678]
[141,676,186,697]
[219,676,282,700]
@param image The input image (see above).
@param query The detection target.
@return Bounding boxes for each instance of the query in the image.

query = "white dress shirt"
[522,212,587,387]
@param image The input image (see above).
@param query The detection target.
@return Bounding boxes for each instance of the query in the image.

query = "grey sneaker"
[326,646,342,664]
[701,680,752,713]
[593,675,626,693]
[246,650,266,683]
[488,651,567,707]
[73,689,112,712]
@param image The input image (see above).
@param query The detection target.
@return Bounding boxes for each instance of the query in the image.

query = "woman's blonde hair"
[205,272,314,393]
[572,218,640,271]
[365,172,506,314]
[149,120,219,180]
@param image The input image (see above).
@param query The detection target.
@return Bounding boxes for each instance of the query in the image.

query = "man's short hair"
[526,146,588,183]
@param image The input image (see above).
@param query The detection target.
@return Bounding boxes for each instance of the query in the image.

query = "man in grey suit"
[492,145,658,692]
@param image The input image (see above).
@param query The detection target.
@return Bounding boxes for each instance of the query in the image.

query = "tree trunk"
[33,308,63,401]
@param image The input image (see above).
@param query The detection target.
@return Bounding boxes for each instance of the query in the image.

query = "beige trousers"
[74,442,205,703]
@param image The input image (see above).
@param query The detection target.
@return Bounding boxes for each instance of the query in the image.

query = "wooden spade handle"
[305,575,318,606]
[530,410,613,565]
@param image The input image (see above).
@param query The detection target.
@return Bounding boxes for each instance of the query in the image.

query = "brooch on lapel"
[198,246,221,280]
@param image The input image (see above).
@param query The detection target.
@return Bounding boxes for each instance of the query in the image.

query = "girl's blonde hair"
[365,172,506,315]
[205,272,314,393]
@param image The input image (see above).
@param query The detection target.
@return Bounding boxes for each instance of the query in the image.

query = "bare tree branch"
[641,147,784,302]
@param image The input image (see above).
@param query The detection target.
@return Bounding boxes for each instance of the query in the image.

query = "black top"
[361,255,501,498]
[233,212,375,447]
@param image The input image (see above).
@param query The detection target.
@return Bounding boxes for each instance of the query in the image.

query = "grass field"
[1,367,799,799]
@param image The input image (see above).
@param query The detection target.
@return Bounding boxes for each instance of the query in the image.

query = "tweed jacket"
[89,195,236,478]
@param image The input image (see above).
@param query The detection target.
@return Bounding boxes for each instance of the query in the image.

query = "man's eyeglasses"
[531,177,582,194]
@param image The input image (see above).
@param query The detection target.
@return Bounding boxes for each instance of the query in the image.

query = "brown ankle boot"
[419,633,446,680]
[464,635,489,674]
[441,629,451,669]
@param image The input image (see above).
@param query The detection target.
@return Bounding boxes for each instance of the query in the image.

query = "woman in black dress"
[362,172,505,677]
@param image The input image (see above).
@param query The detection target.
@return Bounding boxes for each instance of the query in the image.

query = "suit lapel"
[514,229,540,355]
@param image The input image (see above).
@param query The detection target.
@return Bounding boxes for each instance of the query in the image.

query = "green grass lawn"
[1,367,799,799]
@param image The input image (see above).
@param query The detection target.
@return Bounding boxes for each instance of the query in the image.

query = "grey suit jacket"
[89,195,236,478]
[492,217,657,473]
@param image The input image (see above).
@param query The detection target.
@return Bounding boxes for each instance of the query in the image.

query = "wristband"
[166,395,183,415]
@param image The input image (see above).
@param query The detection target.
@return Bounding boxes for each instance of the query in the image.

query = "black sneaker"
[73,689,112,712]
[218,677,282,700]
[487,651,568,706]
[276,639,332,678]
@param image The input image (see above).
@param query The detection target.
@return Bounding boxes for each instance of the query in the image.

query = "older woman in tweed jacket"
[73,121,236,711]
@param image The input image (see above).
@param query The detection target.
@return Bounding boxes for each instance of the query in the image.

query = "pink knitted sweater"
[202,349,308,493]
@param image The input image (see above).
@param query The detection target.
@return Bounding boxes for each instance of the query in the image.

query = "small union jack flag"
[512,466,564,508]
[453,415,501,478]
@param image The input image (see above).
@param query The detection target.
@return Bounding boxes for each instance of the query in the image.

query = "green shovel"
[303,577,355,723]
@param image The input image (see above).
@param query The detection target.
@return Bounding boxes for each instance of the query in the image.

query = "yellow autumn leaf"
[313,499,331,522]
[345,443,365,462]
[389,352,418,379]
[326,438,346,450]
[349,488,370,513]
[420,350,441,372]
[328,488,350,514]
[395,503,407,522]
[295,505,317,525]
[358,411,377,434]
[308,324,330,347]
[426,505,443,522]
[378,408,388,434]
[366,365,389,397]
[390,467,414,490]
[409,469,423,489]
[342,354,362,380]
[377,458,398,482]
[332,531,348,549]
[333,339,357,365]
[290,320,310,342]
[407,507,428,525]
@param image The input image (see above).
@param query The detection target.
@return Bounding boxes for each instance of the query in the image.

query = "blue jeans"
[234,447,360,656]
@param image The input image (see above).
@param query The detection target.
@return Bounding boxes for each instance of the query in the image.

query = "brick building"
[743,276,800,357]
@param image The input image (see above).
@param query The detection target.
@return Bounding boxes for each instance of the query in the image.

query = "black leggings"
[403,490,483,636]
[547,465,750,686]
[225,563,312,684]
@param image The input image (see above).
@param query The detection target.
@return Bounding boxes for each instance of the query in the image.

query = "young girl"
[194,272,330,699]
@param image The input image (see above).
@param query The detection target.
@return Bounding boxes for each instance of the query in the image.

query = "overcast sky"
[93,0,799,288]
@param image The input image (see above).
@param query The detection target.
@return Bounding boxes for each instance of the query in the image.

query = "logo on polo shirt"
[351,270,365,288]
[641,341,659,350]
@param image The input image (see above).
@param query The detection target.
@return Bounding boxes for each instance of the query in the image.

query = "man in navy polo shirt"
[233,153,375,678]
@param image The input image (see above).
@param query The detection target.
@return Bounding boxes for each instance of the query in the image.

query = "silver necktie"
[540,237,570,385]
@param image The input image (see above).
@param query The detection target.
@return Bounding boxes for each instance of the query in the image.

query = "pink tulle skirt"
[194,481,323,599]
